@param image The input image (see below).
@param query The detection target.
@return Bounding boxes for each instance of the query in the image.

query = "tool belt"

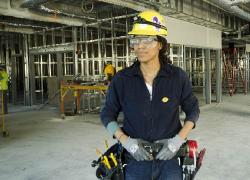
[92,140,206,180]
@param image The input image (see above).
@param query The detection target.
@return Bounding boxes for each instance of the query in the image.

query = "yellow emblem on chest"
[162,97,169,103]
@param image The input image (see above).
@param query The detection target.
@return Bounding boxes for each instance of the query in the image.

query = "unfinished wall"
[166,16,222,49]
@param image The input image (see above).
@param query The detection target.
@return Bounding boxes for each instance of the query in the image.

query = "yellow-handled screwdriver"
[103,155,111,169]
[96,148,111,169]
[110,153,118,167]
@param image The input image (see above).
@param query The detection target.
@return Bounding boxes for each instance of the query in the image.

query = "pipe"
[39,5,96,20]
[230,0,250,6]
[0,21,47,29]
[208,0,250,21]
[34,26,68,33]
[21,0,96,21]
[20,0,51,8]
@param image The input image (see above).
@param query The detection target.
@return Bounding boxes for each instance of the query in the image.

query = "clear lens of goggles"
[129,36,158,48]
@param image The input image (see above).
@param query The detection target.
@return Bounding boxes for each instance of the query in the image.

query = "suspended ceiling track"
[1,0,249,33]
[15,0,246,32]
[99,0,248,32]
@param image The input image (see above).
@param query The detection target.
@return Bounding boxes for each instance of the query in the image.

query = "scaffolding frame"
[26,10,135,104]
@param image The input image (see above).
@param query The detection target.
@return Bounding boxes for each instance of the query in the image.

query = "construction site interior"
[0,0,250,180]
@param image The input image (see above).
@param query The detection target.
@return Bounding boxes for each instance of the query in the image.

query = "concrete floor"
[0,94,250,180]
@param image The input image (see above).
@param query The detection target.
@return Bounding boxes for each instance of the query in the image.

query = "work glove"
[123,137,154,161]
[155,135,185,160]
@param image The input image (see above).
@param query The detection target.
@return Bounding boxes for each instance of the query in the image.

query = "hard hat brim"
[128,30,167,36]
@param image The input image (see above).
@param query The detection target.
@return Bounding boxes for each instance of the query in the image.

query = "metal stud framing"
[2,1,250,106]
[205,49,212,104]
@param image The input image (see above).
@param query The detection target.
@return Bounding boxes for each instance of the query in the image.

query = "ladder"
[234,57,247,94]
[222,53,235,95]
[222,48,247,96]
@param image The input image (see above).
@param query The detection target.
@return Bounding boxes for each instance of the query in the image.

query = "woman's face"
[130,36,161,63]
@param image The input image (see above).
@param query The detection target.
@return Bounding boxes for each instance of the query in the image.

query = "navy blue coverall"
[100,60,200,179]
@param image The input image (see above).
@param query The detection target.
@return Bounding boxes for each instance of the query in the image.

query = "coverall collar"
[124,59,173,78]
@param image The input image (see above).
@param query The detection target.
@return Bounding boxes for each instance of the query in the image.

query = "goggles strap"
[133,16,168,31]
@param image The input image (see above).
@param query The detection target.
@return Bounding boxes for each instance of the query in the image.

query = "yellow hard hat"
[128,10,167,36]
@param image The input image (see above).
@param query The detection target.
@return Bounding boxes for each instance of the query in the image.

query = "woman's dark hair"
[157,36,172,64]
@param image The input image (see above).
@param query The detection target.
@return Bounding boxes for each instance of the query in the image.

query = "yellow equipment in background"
[0,65,9,137]
[104,64,116,82]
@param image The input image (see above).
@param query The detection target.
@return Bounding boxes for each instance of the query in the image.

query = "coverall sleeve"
[179,69,200,126]
[100,75,122,127]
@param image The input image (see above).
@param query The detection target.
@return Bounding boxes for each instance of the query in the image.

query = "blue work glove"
[155,135,185,160]
[123,137,154,161]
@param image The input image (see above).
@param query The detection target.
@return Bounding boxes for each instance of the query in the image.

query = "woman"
[100,10,200,180]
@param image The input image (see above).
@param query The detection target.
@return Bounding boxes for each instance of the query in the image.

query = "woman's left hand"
[155,135,185,160]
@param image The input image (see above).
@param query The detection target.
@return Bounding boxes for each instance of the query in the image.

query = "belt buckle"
[143,143,163,159]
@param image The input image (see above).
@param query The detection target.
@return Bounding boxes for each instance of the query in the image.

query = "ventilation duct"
[208,0,250,21]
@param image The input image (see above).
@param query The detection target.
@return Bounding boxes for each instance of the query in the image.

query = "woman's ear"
[159,42,163,50]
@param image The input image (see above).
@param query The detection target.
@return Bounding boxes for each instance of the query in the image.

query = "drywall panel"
[165,16,222,49]
[246,44,250,52]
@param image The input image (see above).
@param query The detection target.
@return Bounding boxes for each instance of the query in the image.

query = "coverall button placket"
[149,78,157,137]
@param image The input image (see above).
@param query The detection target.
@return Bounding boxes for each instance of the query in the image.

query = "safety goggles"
[129,36,158,48]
